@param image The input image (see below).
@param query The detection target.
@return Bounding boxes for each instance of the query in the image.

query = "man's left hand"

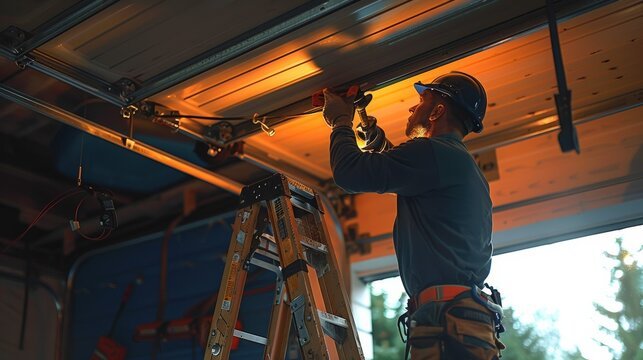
[323,89,355,129]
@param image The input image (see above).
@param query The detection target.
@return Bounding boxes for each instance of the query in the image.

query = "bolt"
[207,147,218,157]
[211,344,222,356]
[211,330,216,336]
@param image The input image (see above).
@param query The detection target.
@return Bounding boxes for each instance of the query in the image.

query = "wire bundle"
[2,187,112,253]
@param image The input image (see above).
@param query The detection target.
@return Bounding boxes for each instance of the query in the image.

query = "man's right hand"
[355,116,377,141]
[356,117,391,153]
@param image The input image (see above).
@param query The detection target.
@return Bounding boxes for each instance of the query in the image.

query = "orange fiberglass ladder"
[203,173,364,360]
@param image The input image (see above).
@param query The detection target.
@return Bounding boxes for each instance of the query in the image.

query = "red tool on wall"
[91,277,141,360]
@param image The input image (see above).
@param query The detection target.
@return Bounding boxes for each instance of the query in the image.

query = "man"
[323,72,504,359]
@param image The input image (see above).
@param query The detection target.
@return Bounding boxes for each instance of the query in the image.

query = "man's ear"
[428,103,446,121]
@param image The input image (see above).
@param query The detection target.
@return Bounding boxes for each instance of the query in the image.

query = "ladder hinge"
[291,296,311,346]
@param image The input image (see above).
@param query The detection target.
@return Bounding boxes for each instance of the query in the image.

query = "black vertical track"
[19,239,30,349]
[546,0,580,153]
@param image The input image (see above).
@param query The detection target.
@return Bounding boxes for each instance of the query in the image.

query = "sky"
[371,224,643,360]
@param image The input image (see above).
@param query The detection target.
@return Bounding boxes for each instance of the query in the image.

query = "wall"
[0,259,63,360]
[66,214,277,359]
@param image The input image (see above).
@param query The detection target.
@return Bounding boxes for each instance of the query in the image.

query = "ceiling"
[0,0,641,267]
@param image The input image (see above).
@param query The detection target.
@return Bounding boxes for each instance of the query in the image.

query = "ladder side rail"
[267,194,329,359]
[310,199,366,360]
[204,203,262,360]
[263,287,291,360]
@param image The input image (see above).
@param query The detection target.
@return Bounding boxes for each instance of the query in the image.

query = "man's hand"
[355,116,376,143]
[355,116,392,153]
[323,89,355,129]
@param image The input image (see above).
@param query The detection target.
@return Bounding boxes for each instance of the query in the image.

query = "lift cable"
[153,108,321,122]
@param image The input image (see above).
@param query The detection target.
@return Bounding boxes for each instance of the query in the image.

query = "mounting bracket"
[0,26,30,54]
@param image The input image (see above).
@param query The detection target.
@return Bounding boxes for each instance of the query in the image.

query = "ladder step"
[317,310,348,329]
[248,256,280,275]
[300,236,328,254]
[258,233,328,256]
[286,178,315,199]
[317,310,348,345]
[233,329,267,345]
[254,233,330,277]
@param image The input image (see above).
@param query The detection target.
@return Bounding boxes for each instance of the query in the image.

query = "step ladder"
[203,174,364,360]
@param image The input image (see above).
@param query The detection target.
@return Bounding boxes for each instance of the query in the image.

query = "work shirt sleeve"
[330,126,438,196]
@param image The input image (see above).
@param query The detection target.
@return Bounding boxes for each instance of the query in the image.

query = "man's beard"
[406,122,431,139]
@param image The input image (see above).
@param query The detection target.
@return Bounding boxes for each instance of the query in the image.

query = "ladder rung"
[233,329,267,345]
[317,310,348,344]
[300,236,328,254]
[258,233,328,255]
[287,178,315,199]
[253,247,280,262]
[317,310,348,329]
[248,256,280,275]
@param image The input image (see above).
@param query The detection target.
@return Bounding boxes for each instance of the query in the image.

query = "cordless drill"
[312,85,391,152]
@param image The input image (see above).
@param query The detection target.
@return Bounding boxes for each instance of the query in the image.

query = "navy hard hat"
[414,71,487,133]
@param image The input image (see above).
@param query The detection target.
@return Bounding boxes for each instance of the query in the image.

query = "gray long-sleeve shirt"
[330,126,492,296]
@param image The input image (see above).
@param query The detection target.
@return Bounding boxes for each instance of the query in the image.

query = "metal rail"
[0,84,244,194]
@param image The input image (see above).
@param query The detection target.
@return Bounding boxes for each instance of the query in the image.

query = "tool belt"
[398,284,506,359]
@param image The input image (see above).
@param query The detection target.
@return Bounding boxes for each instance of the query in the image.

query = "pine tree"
[594,237,643,360]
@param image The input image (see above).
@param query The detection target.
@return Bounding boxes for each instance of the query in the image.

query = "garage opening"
[367,225,642,360]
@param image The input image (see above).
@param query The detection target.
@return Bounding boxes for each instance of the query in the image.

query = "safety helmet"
[414,71,487,133]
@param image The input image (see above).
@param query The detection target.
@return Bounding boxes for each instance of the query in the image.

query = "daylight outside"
[369,225,643,360]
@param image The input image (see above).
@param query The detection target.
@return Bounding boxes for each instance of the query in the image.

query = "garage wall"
[0,261,63,360]
[66,214,277,360]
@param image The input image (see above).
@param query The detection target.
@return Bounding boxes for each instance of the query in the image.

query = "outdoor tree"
[594,237,643,360]
[499,307,585,360]
[497,307,549,360]
[371,290,407,360]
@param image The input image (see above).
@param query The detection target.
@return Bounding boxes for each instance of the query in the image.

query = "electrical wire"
[73,195,112,241]
[2,188,85,253]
